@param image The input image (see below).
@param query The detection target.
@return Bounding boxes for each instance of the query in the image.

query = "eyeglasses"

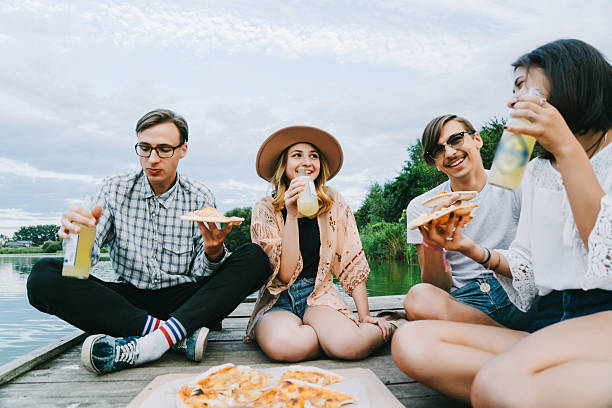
[135,142,185,158]
[427,131,475,160]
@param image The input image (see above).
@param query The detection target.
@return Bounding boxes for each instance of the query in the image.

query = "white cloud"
[0,208,61,237]
[0,157,101,184]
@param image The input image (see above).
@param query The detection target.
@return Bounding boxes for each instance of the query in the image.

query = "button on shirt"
[90,171,230,290]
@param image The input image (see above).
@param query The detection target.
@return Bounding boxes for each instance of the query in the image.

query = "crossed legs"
[391,311,612,407]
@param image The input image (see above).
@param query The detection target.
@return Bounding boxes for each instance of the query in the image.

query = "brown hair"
[135,109,189,144]
[421,114,476,166]
[270,144,333,217]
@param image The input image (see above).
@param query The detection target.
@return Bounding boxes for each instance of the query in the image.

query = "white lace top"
[495,142,612,311]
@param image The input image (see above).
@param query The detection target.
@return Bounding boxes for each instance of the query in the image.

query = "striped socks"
[142,315,163,336]
[158,317,187,347]
[134,316,187,365]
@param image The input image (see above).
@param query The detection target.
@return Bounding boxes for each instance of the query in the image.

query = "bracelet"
[477,247,491,265]
[422,241,442,251]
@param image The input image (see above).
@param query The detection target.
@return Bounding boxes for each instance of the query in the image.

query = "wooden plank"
[0,295,441,408]
[0,330,86,386]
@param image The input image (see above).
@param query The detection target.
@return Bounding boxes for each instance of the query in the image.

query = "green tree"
[13,225,60,246]
[223,207,252,251]
[382,140,447,223]
[478,117,505,169]
[354,183,386,229]
[42,240,62,253]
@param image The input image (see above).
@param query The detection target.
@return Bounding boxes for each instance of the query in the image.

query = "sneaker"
[81,334,140,374]
[172,326,209,362]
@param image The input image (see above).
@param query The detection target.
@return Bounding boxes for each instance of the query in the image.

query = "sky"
[0,0,611,237]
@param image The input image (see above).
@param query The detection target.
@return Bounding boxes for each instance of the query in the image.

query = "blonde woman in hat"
[245,126,402,362]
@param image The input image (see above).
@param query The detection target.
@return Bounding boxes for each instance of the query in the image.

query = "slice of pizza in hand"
[280,365,344,386]
[180,206,245,225]
[408,202,478,230]
[421,190,478,209]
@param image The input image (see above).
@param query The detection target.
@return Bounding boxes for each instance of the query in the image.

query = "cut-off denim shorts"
[452,276,535,331]
[528,288,612,332]
[267,277,316,320]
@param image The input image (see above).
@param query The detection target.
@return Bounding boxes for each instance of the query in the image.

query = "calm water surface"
[0,255,420,367]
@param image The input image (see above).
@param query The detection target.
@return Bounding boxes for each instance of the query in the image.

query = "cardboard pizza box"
[128,367,403,407]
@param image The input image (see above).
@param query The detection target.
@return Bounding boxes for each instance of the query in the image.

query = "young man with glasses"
[27,109,271,374]
[402,114,533,329]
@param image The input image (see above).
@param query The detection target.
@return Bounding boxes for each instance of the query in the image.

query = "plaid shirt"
[91,171,229,290]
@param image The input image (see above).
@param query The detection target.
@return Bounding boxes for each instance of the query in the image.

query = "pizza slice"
[275,379,358,408]
[279,365,343,386]
[180,206,245,225]
[177,364,275,408]
[408,202,478,230]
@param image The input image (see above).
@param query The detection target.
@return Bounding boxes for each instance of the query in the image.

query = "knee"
[404,283,446,321]
[391,321,437,379]
[471,355,524,408]
[27,258,62,303]
[257,328,314,362]
[321,332,372,360]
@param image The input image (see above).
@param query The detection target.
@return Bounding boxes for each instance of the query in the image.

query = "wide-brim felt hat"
[256,125,344,181]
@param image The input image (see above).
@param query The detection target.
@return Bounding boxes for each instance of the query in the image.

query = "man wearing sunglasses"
[402,114,533,329]
[27,109,271,374]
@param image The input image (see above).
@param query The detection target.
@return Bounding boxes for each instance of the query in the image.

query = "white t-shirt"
[406,174,522,290]
[496,143,612,311]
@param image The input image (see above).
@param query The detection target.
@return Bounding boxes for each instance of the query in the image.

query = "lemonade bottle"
[62,196,96,279]
[296,166,319,218]
[489,87,543,190]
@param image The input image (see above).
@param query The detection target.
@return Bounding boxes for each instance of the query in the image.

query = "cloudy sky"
[1,0,611,237]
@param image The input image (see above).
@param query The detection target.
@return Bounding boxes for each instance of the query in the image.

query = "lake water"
[0,255,420,367]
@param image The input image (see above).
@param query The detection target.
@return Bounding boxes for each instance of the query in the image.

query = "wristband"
[422,241,442,251]
[477,247,491,265]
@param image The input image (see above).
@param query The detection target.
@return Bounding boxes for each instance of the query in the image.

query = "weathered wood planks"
[0,295,462,407]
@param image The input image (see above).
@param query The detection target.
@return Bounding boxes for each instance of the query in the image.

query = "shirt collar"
[137,171,180,209]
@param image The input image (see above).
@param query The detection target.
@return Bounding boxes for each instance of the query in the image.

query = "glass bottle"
[62,196,96,279]
[296,167,319,218]
[489,87,543,190]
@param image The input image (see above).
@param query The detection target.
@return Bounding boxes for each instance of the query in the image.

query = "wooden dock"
[0,295,461,407]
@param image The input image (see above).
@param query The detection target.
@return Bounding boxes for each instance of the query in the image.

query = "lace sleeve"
[584,195,612,288]
[250,199,302,295]
[495,249,537,312]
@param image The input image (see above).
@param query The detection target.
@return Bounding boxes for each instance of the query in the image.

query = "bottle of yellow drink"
[489,87,543,190]
[296,166,319,218]
[62,197,96,279]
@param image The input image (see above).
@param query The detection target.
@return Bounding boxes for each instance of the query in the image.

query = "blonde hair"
[270,144,333,217]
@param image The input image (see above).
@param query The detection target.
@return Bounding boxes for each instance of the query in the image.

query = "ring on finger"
[538,97,546,106]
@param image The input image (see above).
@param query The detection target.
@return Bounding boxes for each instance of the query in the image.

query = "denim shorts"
[452,276,535,330]
[528,288,612,332]
[267,277,316,320]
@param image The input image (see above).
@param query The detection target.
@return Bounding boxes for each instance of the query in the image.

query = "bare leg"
[391,320,527,404]
[254,310,321,362]
[472,311,612,408]
[303,306,385,360]
[404,283,502,326]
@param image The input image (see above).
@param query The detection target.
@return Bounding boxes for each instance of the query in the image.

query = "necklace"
[586,130,608,159]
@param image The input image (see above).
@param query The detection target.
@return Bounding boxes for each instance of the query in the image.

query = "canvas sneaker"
[171,326,209,362]
[81,334,140,374]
